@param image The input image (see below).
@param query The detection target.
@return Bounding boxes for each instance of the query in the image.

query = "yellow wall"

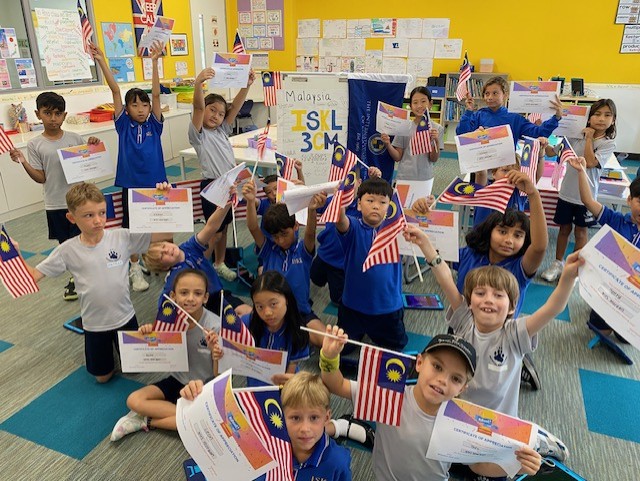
[226,0,637,83]
[92,0,195,82]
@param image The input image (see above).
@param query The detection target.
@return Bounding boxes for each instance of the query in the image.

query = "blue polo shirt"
[339,216,403,315]
[158,236,222,310]
[259,235,314,315]
[257,197,273,238]
[598,206,640,246]
[317,199,360,269]
[473,188,528,227]
[114,110,166,188]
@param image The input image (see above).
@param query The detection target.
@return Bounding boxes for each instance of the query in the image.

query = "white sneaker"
[536,426,569,461]
[541,260,564,282]
[215,263,237,282]
[130,262,149,292]
[110,410,148,441]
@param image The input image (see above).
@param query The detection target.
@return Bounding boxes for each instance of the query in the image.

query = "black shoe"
[339,414,375,450]
[63,278,78,301]
[521,353,541,390]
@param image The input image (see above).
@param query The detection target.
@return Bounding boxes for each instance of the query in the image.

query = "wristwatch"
[428,254,442,267]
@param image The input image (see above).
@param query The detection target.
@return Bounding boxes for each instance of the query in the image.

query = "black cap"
[423,334,477,376]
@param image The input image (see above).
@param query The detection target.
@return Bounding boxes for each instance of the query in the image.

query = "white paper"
[551,104,590,138]
[251,52,270,70]
[118,331,188,373]
[507,81,561,114]
[143,57,163,80]
[365,50,383,73]
[422,18,450,38]
[296,56,319,72]
[434,39,462,59]
[128,188,194,233]
[281,181,340,215]
[58,142,114,183]
[298,19,321,38]
[319,38,344,57]
[455,125,516,175]
[138,16,174,50]
[398,209,460,263]
[209,53,252,88]
[323,19,347,38]
[218,338,287,385]
[579,225,640,351]
[407,58,433,78]
[296,38,319,56]
[175,61,188,76]
[382,57,407,74]
[347,19,371,38]
[383,38,409,58]
[396,18,423,38]
[376,101,412,136]
[408,38,435,58]
[200,163,247,208]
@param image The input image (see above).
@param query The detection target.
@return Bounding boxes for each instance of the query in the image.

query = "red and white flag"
[153,298,190,332]
[0,126,15,154]
[438,177,515,213]
[77,0,94,54]
[328,142,357,182]
[262,71,282,107]
[551,137,576,190]
[257,120,271,160]
[319,163,358,224]
[0,225,39,298]
[363,192,407,272]
[232,30,245,54]
[455,52,472,102]
[410,115,433,156]
[354,345,411,426]
[519,137,540,196]
[220,298,255,346]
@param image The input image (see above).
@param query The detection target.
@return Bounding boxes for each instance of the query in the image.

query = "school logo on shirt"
[488,345,508,372]
[106,249,124,268]
[197,335,210,354]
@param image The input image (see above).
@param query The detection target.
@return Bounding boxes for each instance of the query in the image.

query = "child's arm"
[192,68,215,131]
[149,41,164,122]
[380,134,403,162]
[428,127,441,163]
[196,192,234,246]
[470,446,542,477]
[243,180,266,249]
[456,93,478,134]
[88,42,123,116]
[304,192,327,254]
[336,206,350,234]
[535,137,549,184]
[581,127,600,168]
[403,224,463,310]
[180,380,205,401]
[568,156,603,216]
[319,325,352,399]
[9,149,45,184]
[526,251,583,336]
[294,160,305,183]
[411,195,436,215]
[224,69,256,126]
[506,170,548,276]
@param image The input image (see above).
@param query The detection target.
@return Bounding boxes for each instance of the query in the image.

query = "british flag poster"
[131,0,163,56]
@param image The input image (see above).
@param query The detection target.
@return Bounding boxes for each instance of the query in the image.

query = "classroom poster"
[237,0,285,51]
[131,0,164,56]
[100,22,135,58]
[0,60,11,90]
[621,24,640,54]
[277,74,349,185]
[14,58,37,88]
[108,58,136,82]
[0,28,20,58]
[142,57,163,79]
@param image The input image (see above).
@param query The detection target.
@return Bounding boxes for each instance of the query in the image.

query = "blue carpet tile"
[0,340,13,354]
[166,165,196,178]
[40,247,55,256]
[19,250,36,260]
[101,185,121,194]
[522,283,570,321]
[322,303,339,317]
[404,331,432,354]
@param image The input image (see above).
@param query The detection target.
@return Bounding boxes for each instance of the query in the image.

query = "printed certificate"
[426,398,537,478]
[58,142,114,183]
[376,101,412,136]
[508,81,560,114]
[398,209,459,262]
[138,16,175,50]
[552,104,589,139]
[218,338,287,385]
[118,331,188,373]
[128,188,194,233]
[455,125,515,174]
[200,163,247,208]
[177,370,276,481]
[579,225,640,350]
[395,179,435,209]
[209,53,252,88]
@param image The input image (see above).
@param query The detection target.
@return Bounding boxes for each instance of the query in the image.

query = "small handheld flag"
[519,137,540,195]
[257,120,271,161]
[438,177,515,212]
[232,30,245,54]
[410,115,433,156]
[153,299,190,332]
[363,191,407,272]
[77,0,94,54]
[455,52,472,102]
[262,71,282,107]
[0,225,39,299]
[275,152,295,181]
[220,298,255,346]
[0,126,15,155]
[319,163,358,224]
[552,137,576,190]
[327,142,356,182]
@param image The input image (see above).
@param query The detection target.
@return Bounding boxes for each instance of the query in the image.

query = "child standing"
[541,99,617,282]
[190,67,255,282]
[381,86,444,195]
[9,92,100,301]
[110,269,220,441]
[91,40,168,293]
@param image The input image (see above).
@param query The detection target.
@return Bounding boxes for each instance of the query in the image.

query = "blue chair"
[234,100,255,134]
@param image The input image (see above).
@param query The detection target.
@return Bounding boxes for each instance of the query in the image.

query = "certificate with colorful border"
[128,187,194,233]
[117,331,188,372]
[508,81,560,114]
[376,101,412,136]
[398,208,459,262]
[218,338,287,385]
[58,142,114,183]
[209,53,252,88]
[552,104,589,138]
[455,125,515,174]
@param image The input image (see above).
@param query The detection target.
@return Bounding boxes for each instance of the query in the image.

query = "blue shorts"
[301,309,320,326]
[200,179,233,232]
[310,256,345,305]
[46,209,80,244]
[553,198,596,227]
[153,375,184,404]
[84,316,139,376]
[337,303,406,353]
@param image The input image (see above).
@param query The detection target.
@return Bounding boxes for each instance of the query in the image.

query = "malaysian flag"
[132,0,163,56]
[439,177,515,212]
[0,126,15,154]
[519,137,540,196]
[262,71,282,107]
[232,30,245,54]
[275,152,295,180]
[235,389,293,481]
[257,121,271,161]
[220,298,255,346]
[527,112,543,124]
[153,298,190,332]
[328,142,357,182]
[0,225,39,299]
[319,164,358,224]
[77,0,94,54]
[354,345,411,426]
[551,137,576,190]
[363,191,407,272]
[455,52,472,102]
[410,115,432,156]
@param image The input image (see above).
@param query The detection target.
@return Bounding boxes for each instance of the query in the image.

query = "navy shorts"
[84,316,139,376]
[310,256,345,304]
[337,303,407,353]
[301,309,321,326]
[46,209,80,243]
[206,289,245,316]
[153,375,184,404]
[200,179,233,232]
[553,198,596,227]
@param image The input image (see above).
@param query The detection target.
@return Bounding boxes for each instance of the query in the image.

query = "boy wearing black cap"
[320,325,542,481]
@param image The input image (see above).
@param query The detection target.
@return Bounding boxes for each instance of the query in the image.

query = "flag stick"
[356,158,369,171]
[300,326,417,360]
[162,294,208,333]
[580,164,596,188]
[250,157,260,181]
[220,289,224,318]
[231,205,238,248]
[401,210,424,283]
[233,385,281,393]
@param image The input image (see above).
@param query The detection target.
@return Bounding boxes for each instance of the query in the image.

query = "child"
[24,182,165,383]
[189,67,255,282]
[243,180,326,346]
[9,92,100,301]
[320,325,542,481]
[91,40,168,293]
[541,99,618,282]
[381,86,444,195]
[567,155,636,341]
[180,371,352,481]
[110,269,219,441]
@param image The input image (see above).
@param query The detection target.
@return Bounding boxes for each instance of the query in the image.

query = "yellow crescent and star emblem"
[334,145,345,163]
[386,200,397,219]
[264,399,284,429]
[344,170,357,187]
[224,305,237,325]
[385,357,406,383]
[419,119,428,127]
[522,143,531,163]
[161,300,174,317]
[454,182,476,195]
[263,71,271,83]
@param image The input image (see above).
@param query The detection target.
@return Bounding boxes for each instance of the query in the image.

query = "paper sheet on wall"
[319,38,345,57]
[143,57,163,80]
[383,38,409,58]
[323,19,346,38]
[396,18,423,38]
[0,28,20,58]
[616,1,640,24]
[407,58,433,78]
[408,39,435,58]
[621,24,640,53]
[175,61,188,76]
[319,56,339,72]
[422,18,450,38]
[251,52,270,70]
[14,58,37,88]
[365,50,383,73]
[296,56,319,72]
[298,19,320,38]
[434,39,462,59]
[296,38,319,56]
[382,57,407,74]
[340,57,365,73]
[0,60,11,90]
[347,19,371,38]
[349,39,366,57]
[371,18,397,37]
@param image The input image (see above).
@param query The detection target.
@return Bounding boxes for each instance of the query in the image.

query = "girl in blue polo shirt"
[239,271,310,387]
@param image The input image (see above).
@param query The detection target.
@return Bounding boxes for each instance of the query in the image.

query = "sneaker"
[215,263,237,282]
[536,427,569,462]
[521,353,541,390]
[541,260,564,282]
[63,277,78,301]
[110,411,148,441]
[339,414,375,450]
[129,262,149,292]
